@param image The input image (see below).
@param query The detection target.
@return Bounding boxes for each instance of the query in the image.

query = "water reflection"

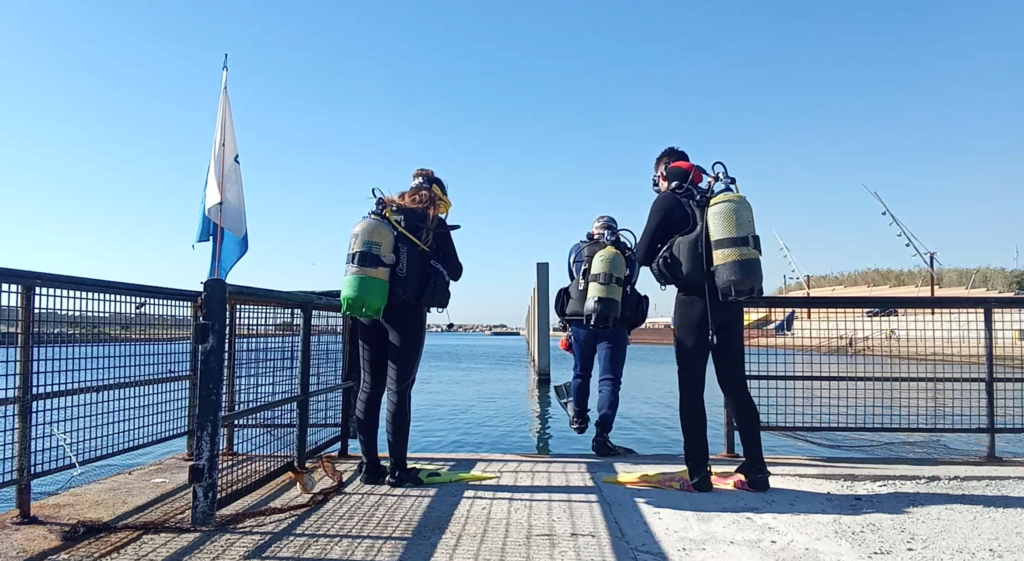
[529,375,553,455]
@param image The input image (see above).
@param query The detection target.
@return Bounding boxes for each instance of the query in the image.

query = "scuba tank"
[705,162,764,300]
[583,244,627,328]
[340,200,396,319]
[557,219,643,330]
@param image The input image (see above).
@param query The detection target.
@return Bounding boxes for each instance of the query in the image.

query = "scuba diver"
[635,147,770,492]
[554,216,648,457]
[342,168,462,487]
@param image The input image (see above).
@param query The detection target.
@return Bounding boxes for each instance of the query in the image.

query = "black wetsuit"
[355,215,462,471]
[636,190,765,473]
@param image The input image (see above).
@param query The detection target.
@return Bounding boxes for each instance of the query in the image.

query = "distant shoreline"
[6,328,1019,368]
[0,330,343,347]
[545,327,1024,367]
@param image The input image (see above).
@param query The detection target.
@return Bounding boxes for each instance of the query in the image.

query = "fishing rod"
[774,230,811,295]
[862,184,940,275]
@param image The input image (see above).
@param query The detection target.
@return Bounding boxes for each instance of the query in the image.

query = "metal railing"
[6,264,1024,523]
[189,280,352,525]
[0,268,353,526]
[1,267,202,523]
[729,296,1024,459]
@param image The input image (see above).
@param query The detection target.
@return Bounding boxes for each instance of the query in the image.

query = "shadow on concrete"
[153,470,351,561]
[586,461,670,561]
[162,460,480,561]
[26,468,302,561]
[28,453,1023,560]
[25,481,194,561]
[625,486,1024,516]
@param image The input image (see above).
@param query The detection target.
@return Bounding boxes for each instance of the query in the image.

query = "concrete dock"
[3,454,1023,561]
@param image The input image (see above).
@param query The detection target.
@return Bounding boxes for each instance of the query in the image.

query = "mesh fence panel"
[30,286,193,479]
[1,282,23,486]
[0,276,196,493]
[993,309,1024,430]
[742,300,1024,456]
[217,301,302,508]
[213,299,347,509]
[307,309,345,457]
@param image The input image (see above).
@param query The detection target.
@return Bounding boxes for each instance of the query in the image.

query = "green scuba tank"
[706,181,764,300]
[340,213,396,319]
[583,245,627,328]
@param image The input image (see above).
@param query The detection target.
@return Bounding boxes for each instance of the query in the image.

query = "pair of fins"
[604,469,752,492]
[403,464,497,486]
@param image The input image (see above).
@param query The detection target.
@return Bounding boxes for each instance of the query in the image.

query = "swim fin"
[403,467,498,486]
[603,469,753,492]
[553,381,573,418]
[603,469,691,491]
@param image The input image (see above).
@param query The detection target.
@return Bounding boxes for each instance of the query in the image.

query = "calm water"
[384,334,1024,458]
[2,333,1022,510]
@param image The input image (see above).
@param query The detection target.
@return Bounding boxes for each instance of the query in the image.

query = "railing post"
[296,305,313,467]
[13,284,36,524]
[339,316,359,456]
[534,263,550,380]
[983,307,998,460]
[223,302,238,455]
[190,278,228,528]
[529,288,536,365]
[186,301,201,460]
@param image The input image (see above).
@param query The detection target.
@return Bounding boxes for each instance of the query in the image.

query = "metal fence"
[731,296,1024,459]
[0,268,353,526]
[6,265,1024,524]
[189,280,352,525]
[1,267,201,523]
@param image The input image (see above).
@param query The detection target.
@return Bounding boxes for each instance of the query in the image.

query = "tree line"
[776,266,1024,295]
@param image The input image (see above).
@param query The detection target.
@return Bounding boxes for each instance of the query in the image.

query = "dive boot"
[688,466,713,493]
[592,430,637,457]
[386,466,425,488]
[736,460,771,492]
[357,461,388,485]
[568,403,590,435]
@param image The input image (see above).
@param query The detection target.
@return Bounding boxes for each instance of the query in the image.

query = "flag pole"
[214,53,228,279]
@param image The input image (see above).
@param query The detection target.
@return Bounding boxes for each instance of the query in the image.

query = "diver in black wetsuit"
[635,147,770,492]
[355,168,463,488]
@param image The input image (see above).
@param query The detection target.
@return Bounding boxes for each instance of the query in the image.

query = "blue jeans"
[570,321,629,434]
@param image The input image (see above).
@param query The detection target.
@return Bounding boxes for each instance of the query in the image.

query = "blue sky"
[1,1,1021,325]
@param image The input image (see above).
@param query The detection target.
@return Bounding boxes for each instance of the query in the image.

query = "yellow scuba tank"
[340,210,396,319]
[583,245,627,328]
[705,162,763,300]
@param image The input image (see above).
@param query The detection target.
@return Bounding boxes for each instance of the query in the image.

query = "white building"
[642,317,673,329]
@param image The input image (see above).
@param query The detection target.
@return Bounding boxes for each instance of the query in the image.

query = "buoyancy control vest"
[651,183,764,300]
[387,208,453,310]
[650,189,712,293]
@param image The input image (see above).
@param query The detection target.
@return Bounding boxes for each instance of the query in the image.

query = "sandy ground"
[3,454,1022,561]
